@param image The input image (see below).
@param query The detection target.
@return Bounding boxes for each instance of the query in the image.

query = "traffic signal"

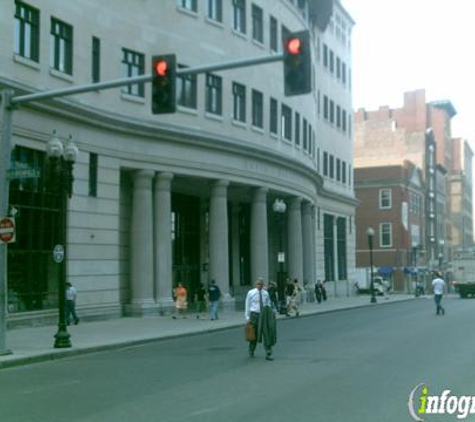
[283,30,312,96]
[151,55,176,114]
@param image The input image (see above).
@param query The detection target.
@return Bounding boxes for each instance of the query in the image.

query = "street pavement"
[0,293,415,370]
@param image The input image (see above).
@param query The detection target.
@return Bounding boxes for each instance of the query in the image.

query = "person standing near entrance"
[245,278,276,360]
[207,279,221,320]
[432,272,446,315]
[65,282,80,325]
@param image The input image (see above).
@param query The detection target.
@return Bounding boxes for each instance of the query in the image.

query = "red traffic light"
[155,60,169,76]
[286,37,302,55]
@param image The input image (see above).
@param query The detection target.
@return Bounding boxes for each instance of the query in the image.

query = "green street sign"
[7,168,40,180]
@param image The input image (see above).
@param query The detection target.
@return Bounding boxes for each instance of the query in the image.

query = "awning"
[378,266,393,276]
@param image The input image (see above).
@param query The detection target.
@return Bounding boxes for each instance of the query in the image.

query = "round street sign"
[0,217,15,244]
[53,244,65,263]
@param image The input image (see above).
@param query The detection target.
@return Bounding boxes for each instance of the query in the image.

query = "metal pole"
[11,53,284,106]
[53,159,71,348]
[369,234,377,304]
[0,90,14,355]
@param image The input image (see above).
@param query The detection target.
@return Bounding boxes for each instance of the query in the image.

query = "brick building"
[355,161,426,291]
[353,89,472,290]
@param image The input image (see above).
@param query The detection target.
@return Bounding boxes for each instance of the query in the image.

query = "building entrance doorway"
[172,193,201,306]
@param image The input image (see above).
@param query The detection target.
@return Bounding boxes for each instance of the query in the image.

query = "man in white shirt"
[245,278,274,360]
[431,272,446,316]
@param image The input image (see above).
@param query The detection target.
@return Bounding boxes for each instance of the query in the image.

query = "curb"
[0,296,414,370]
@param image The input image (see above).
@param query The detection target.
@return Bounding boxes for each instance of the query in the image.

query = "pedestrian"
[194,282,207,319]
[267,281,279,312]
[207,279,221,320]
[290,278,302,317]
[432,272,446,315]
[65,282,79,325]
[314,281,323,304]
[245,278,277,360]
[284,277,294,316]
[172,282,188,319]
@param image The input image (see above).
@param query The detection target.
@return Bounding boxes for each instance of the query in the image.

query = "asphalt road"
[1,297,474,422]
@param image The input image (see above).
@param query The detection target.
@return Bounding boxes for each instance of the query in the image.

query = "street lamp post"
[367,227,377,304]
[46,130,78,348]
[272,198,287,314]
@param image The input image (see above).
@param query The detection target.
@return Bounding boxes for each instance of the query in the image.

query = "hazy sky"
[342,0,473,141]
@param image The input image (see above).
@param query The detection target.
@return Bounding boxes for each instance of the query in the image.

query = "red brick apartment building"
[355,162,425,291]
[353,89,473,291]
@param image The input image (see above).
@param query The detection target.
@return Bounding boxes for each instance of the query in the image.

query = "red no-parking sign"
[0,217,16,244]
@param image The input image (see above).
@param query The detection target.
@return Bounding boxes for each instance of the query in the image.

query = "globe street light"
[272,198,287,314]
[367,227,377,304]
[46,130,78,348]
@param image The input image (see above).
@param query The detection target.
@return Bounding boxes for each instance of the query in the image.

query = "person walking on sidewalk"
[65,282,80,325]
[245,278,276,360]
[207,279,221,320]
[432,272,446,315]
[194,282,207,319]
[172,282,188,319]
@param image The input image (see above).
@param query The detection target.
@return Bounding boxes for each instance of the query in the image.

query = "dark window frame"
[14,1,40,62]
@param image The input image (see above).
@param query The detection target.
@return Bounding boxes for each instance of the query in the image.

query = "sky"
[342,0,474,142]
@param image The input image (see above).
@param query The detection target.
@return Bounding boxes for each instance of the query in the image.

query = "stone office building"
[1,0,356,324]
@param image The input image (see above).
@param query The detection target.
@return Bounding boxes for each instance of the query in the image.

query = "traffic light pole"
[0,90,13,356]
[11,53,284,106]
[0,51,286,354]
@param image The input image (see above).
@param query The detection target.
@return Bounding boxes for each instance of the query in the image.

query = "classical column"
[154,172,174,309]
[231,202,241,291]
[130,170,155,315]
[287,196,303,283]
[209,180,230,298]
[302,201,314,285]
[251,187,269,282]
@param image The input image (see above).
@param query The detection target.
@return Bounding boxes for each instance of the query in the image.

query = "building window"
[233,82,246,122]
[294,112,300,146]
[337,217,347,280]
[324,214,335,281]
[14,1,40,62]
[206,73,222,115]
[121,48,145,97]
[270,97,278,135]
[252,4,263,43]
[233,0,246,34]
[177,65,197,109]
[50,17,73,74]
[329,100,335,124]
[180,0,197,12]
[336,158,341,181]
[281,25,290,50]
[342,62,347,85]
[89,153,98,197]
[303,118,308,151]
[323,151,328,176]
[329,154,334,178]
[323,43,328,68]
[380,223,393,247]
[281,104,292,141]
[270,16,278,51]
[329,49,334,74]
[336,105,341,129]
[323,95,329,120]
[342,161,347,184]
[207,0,222,21]
[92,36,100,83]
[252,89,263,128]
[379,188,392,209]
[342,109,347,132]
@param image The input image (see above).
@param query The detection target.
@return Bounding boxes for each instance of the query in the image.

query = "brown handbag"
[245,321,256,342]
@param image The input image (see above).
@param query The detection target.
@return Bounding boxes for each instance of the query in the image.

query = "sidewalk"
[0,294,414,369]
